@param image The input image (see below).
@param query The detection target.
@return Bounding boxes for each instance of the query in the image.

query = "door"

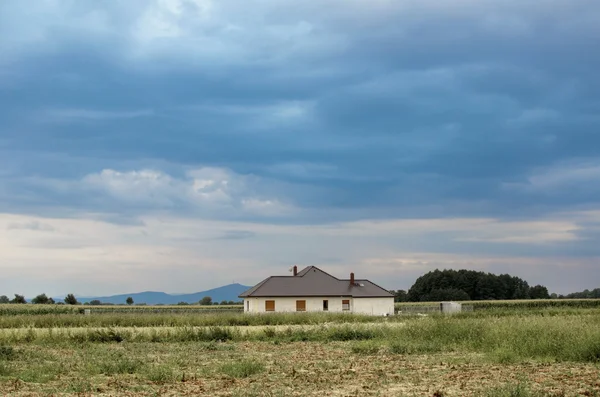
[296,300,306,311]
[323,300,329,311]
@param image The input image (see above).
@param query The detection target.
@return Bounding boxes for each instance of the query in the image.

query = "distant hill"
[73,283,251,305]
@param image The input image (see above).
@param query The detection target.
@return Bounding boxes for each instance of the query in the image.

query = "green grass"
[3,306,600,330]
[0,311,399,329]
[350,340,383,354]
[144,364,175,384]
[1,313,599,364]
[95,353,144,375]
[219,359,265,378]
[1,304,600,395]
[0,338,597,395]
[396,299,600,311]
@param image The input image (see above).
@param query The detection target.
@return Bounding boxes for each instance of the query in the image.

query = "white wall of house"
[352,297,395,316]
[244,297,348,313]
[243,296,394,315]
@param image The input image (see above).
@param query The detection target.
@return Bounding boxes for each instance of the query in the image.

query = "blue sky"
[1,0,599,297]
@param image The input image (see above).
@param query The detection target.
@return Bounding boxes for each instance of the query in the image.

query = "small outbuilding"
[238,266,395,316]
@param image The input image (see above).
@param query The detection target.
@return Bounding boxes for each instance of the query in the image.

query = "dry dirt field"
[1,305,600,396]
[1,341,599,396]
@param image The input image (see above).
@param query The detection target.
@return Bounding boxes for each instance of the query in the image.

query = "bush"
[0,362,11,376]
[207,326,234,341]
[262,327,277,338]
[0,346,14,360]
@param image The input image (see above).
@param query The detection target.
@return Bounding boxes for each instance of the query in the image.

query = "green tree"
[199,296,212,305]
[421,288,470,302]
[31,293,51,304]
[89,300,102,305]
[407,269,542,302]
[126,297,134,305]
[64,294,79,305]
[564,288,600,299]
[390,289,408,302]
[529,285,550,299]
[0,295,9,304]
[11,294,26,304]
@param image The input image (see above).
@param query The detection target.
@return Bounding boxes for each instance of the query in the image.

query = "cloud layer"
[0,0,599,296]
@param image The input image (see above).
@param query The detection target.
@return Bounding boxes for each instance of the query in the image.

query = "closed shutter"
[296,300,306,311]
[265,300,275,311]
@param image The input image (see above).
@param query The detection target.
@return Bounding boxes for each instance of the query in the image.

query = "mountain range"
[70,283,251,305]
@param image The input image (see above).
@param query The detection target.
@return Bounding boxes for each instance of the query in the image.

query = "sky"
[1,0,599,298]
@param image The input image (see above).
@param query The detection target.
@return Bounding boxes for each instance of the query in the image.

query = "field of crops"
[396,298,600,311]
[0,304,243,316]
[1,302,599,396]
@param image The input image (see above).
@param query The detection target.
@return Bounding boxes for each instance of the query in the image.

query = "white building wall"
[352,297,395,316]
[243,296,394,315]
[244,297,348,313]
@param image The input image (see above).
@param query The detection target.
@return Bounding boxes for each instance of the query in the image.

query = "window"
[342,299,350,311]
[246,300,249,311]
[296,300,306,312]
[323,300,329,311]
[265,300,275,312]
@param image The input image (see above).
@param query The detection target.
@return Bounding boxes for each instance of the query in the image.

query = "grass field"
[1,302,599,396]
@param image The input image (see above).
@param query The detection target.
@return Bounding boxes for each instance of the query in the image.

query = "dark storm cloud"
[0,1,599,265]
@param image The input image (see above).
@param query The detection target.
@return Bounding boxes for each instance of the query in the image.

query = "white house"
[239,266,395,315]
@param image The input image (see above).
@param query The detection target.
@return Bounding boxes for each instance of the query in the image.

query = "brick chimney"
[350,272,355,286]
[293,265,298,276]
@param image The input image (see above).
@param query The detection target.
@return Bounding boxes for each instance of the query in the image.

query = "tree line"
[390,269,597,302]
[0,293,80,305]
[2,270,597,305]
[561,288,600,299]
[0,294,241,306]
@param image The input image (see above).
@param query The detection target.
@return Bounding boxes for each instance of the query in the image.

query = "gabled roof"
[238,266,393,298]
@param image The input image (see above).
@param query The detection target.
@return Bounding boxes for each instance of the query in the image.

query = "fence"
[396,303,473,315]
[75,307,244,315]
